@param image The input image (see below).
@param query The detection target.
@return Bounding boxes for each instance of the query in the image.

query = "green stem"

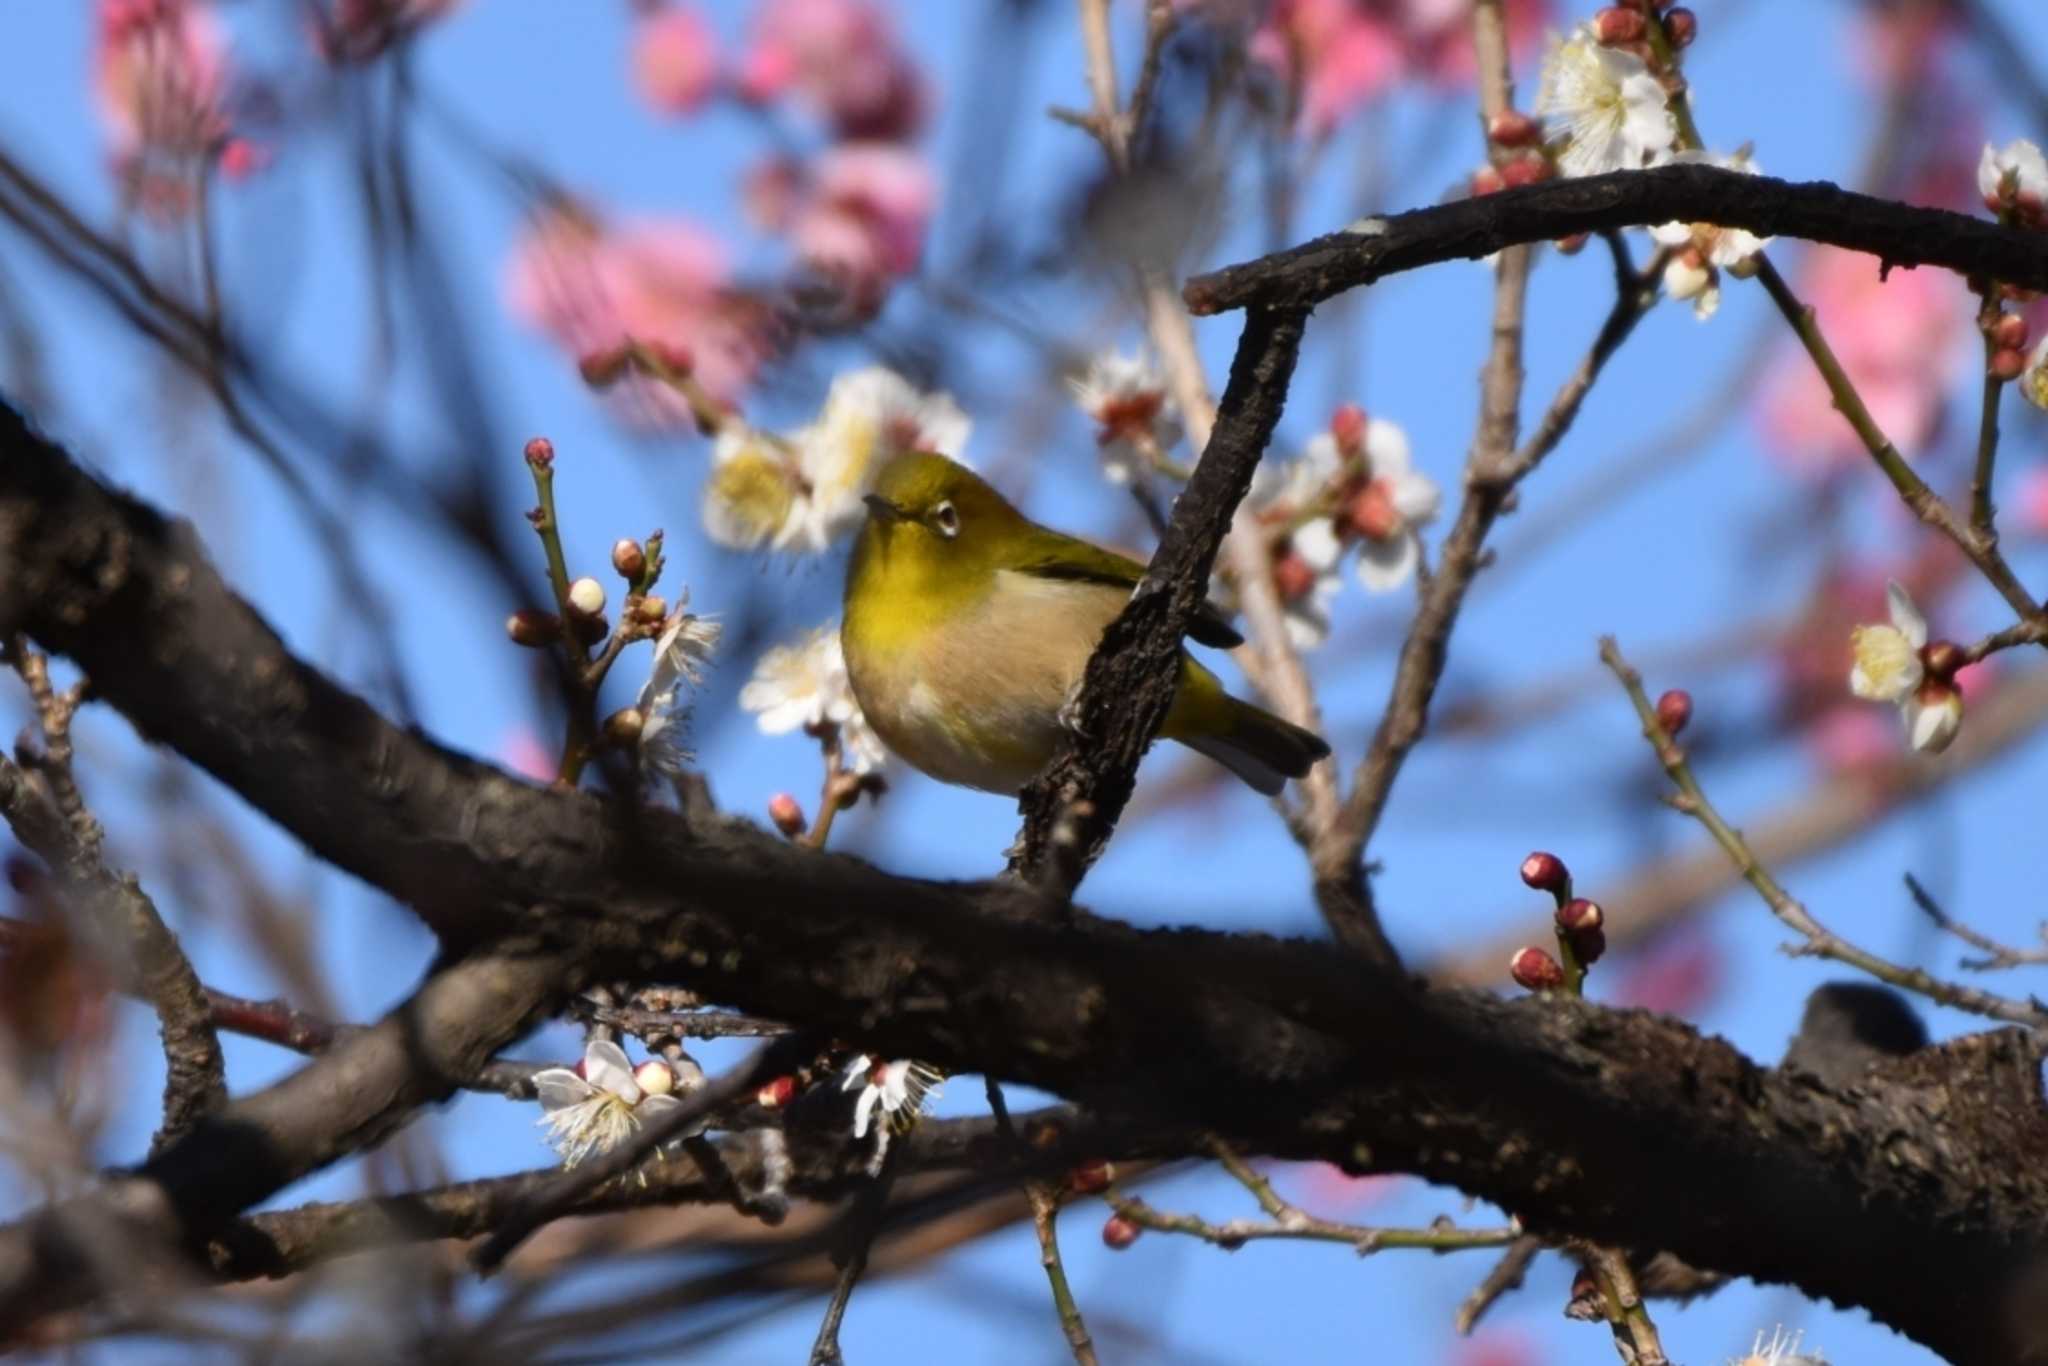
[1029,1182,1099,1366]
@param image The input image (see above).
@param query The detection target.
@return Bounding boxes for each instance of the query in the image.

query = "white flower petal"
[1356,531,1420,593]
[1387,469,1440,524]
[1364,418,1412,478]
[1884,580,1928,649]
[1291,518,1344,572]
[1904,689,1962,754]
[852,1083,881,1139]
[583,1039,641,1102]
[635,1092,704,1141]
[533,1069,595,1113]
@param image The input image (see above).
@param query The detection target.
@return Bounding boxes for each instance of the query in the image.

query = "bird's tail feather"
[1181,700,1331,796]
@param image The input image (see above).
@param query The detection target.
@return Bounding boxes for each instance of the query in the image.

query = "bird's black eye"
[932,500,960,538]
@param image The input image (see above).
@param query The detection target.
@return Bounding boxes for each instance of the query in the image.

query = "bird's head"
[857,452,1022,577]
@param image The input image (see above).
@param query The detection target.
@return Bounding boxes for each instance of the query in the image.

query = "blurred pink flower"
[789,143,934,305]
[1607,929,1724,1018]
[633,5,720,116]
[1454,1328,1547,1366]
[498,726,556,784]
[1756,248,1967,477]
[1806,704,1902,774]
[1406,0,1548,87]
[1276,1160,1401,1212]
[504,203,777,419]
[2012,466,2048,538]
[96,0,231,206]
[1847,0,1960,90]
[739,0,926,142]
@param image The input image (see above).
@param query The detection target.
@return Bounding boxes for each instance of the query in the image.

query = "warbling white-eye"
[842,451,1331,795]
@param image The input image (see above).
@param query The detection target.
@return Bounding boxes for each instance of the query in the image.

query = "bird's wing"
[1008,529,1245,649]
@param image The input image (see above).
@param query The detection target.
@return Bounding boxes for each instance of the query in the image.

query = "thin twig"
[1583,1243,1669,1365]
[808,1148,901,1366]
[1456,1235,1543,1334]
[1029,1181,1100,1366]
[1903,872,2048,972]
[1970,294,2005,542]
[1600,636,2048,1028]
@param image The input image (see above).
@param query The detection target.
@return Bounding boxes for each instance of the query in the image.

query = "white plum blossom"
[1731,1325,1827,1366]
[1326,419,1440,592]
[1977,138,2048,213]
[739,625,888,773]
[787,367,970,550]
[1848,581,1962,754]
[636,596,721,775]
[840,1055,943,1172]
[2021,334,2048,413]
[1069,350,1181,484]
[1650,152,1771,320]
[532,1039,700,1170]
[1537,26,1677,178]
[702,425,801,551]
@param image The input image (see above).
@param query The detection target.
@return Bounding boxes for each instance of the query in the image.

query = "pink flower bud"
[218,139,266,181]
[1330,403,1369,453]
[1510,946,1566,991]
[1992,348,2027,381]
[1557,898,1604,933]
[506,609,561,647]
[1272,548,1318,604]
[1499,155,1551,189]
[1339,482,1399,541]
[568,577,607,617]
[756,1075,798,1108]
[768,793,807,838]
[1471,165,1506,197]
[1068,1159,1114,1195]
[1567,923,1607,966]
[1487,110,1542,148]
[634,1059,676,1096]
[1102,1215,1141,1249]
[1992,313,2029,350]
[612,538,647,580]
[1519,851,1570,896]
[1656,688,1693,736]
[1595,7,1647,43]
[523,436,555,468]
[579,346,632,388]
[1662,7,1697,46]
[1555,232,1591,255]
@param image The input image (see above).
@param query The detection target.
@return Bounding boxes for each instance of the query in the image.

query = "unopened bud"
[634,1060,676,1097]
[1499,154,1550,189]
[635,595,669,624]
[1555,232,1591,256]
[1662,6,1697,46]
[1519,851,1570,896]
[572,611,610,645]
[756,1075,798,1108]
[603,707,646,746]
[1330,403,1369,452]
[1556,898,1603,933]
[579,347,632,387]
[612,538,647,580]
[1340,482,1399,541]
[1567,923,1607,966]
[1068,1159,1114,1195]
[1922,639,1962,680]
[768,792,807,838]
[1992,348,2027,381]
[1102,1215,1141,1250]
[1656,688,1693,736]
[1272,548,1318,604]
[1510,946,1566,991]
[568,577,606,617]
[506,609,560,647]
[523,436,555,468]
[1992,313,2029,350]
[1487,110,1542,148]
[1471,165,1506,197]
[1594,6,1646,43]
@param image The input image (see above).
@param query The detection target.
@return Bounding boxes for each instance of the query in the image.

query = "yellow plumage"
[841,452,1330,795]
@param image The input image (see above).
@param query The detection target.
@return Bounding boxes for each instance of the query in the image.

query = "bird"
[841,451,1331,796]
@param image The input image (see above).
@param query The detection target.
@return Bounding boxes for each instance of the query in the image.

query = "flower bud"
[1556,898,1604,933]
[1509,946,1565,991]
[1662,6,1697,46]
[1567,923,1607,966]
[603,707,646,746]
[1993,313,2029,350]
[1339,482,1399,541]
[1594,7,1647,44]
[1068,1159,1114,1195]
[1922,640,1962,680]
[1908,679,1964,754]
[756,1075,798,1108]
[506,609,561,647]
[1499,154,1550,189]
[572,611,610,645]
[1555,232,1591,255]
[635,1059,676,1097]
[768,792,807,838]
[1656,688,1693,736]
[1330,403,1369,453]
[635,595,669,624]
[1487,109,1542,148]
[568,577,607,617]
[1471,165,1506,197]
[1992,348,2027,381]
[612,538,647,580]
[1102,1215,1141,1250]
[1272,547,1318,604]
[579,347,632,387]
[1519,851,1570,896]
[523,436,555,468]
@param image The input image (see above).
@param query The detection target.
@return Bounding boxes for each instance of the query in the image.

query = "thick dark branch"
[1008,306,1308,889]
[10,406,2048,1363]
[1184,164,2048,315]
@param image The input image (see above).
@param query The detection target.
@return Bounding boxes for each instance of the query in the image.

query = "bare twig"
[1456,1235,1543,1334]
[1904,872,2048,972]
[1028,1181,1100,1366]
[1583,1243,1670,1365]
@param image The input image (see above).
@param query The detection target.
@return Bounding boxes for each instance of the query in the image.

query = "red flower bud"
[1921,640,1962,680]
[1471,165,1506,197]
[1555,232,1591,255]
[579,346,631,387]
[1556,898,1604,933]
[505,609,560,648]
[1567,923,1607,967]
[523,436,555,468]
[1339,481,1399,541]
[1992,348,2027,381]
[612,538,647,580]
[1272,548,1318,604]
[1992,313,2028,350]
[1068,1159,1114,1195]
[1656,688,1693,736]
[572,611,610,645]
[756,1075,798,1108]
[768,793,807,838]
[1662,7,1697,46]
[1102,1215,1141,1249]
[1487,110,1542,148]
[1594,7,1647,44]
[1330,403,1369,452]
[1499,154,1551,189]
[1510,946,1566,991]
[1519,851,1570,896]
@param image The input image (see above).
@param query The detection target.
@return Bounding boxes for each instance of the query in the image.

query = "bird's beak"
[862,494,905,524]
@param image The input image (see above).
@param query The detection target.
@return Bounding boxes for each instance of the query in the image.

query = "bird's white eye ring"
[933,500,959,538]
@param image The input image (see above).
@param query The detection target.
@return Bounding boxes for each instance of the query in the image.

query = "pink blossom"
[1756,248,1967,477]
[504,204,777,419]
[789,143,934,304]
[739,0,926,142]
[1847,1,1960,90]
[633,5,720,116]
[96,0,230,167]
[1806,704,1902,775]
[1607,930,1724,1018]
[1406,0,1549,87]
[1276,1161,1401,1212]
[1454,1329,1547,1366]
[2012,467,2048,538]
[497,727,556,784]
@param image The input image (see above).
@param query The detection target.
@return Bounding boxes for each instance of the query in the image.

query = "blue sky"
[5,1,2048,1362]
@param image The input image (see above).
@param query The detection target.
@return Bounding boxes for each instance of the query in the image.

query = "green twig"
[1583,1244,1669,1365]
[1029,1181,1099,1366]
